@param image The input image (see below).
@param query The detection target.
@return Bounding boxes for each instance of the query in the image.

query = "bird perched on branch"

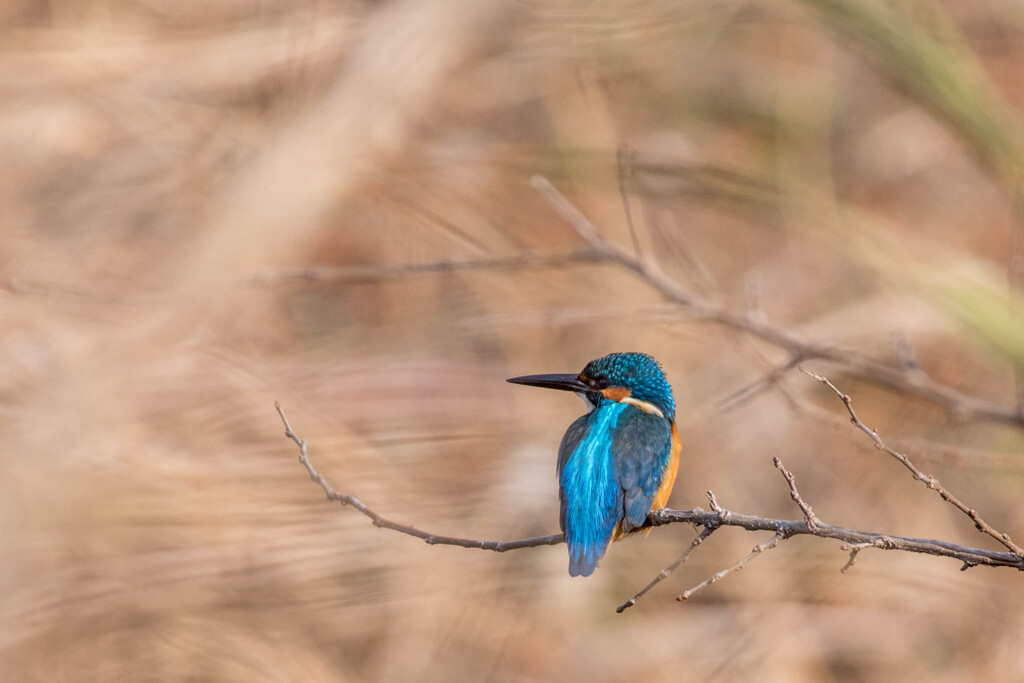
[508,353,680,577]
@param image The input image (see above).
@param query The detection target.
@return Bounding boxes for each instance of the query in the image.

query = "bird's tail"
[567,536,613,577]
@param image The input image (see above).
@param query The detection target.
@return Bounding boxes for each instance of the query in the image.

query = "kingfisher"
[508,352,680,577]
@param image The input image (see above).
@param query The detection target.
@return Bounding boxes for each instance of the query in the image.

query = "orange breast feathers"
[652,422,681,512]
[612,422,682,541]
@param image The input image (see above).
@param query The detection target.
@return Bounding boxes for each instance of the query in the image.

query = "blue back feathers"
[558,403,627,576]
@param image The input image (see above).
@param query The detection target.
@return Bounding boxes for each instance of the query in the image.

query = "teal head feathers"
[577,352,675,421]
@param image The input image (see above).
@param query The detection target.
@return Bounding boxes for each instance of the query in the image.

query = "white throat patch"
[620,396,665,418]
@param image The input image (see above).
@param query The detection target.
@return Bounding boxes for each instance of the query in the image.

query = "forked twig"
[840,542,873,573]
[677,532,784,602]
[774,456,821,529]
[800,368,1024,558]
[617,524,717,613]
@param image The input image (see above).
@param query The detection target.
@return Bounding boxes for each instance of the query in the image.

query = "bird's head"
[508,352,675,421]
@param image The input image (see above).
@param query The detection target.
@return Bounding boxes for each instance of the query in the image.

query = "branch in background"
[259,175,1024,431]
[616,145,644,256]
[277,402,1024,613]
[529,175,1024,430]
[800,368,1024,558]
[254,249,603,285]
[718,355,804,412]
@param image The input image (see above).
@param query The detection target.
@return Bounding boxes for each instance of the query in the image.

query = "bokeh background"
[4,0,1024,680]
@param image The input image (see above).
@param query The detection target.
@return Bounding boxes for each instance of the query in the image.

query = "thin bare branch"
[800,368,1024,557]
[616,525,717,613]
[253,249,602,285]
[719,355,804,412]
[276,402,564,552]
[840,542,872,573]
[677,532,784,602]
[651,210,720,297]
[647,507,1022,570]
[774,456,821,529]
[529,175,607,247]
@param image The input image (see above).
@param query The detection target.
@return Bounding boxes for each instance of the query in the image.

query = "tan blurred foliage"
[3,0,1024,681]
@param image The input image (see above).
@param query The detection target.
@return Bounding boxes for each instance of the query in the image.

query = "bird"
[507,352,680,577]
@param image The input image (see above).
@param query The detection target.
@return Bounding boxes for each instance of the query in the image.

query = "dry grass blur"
[4,0,1024,680]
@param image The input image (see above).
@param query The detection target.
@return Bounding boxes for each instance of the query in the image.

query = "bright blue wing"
[558,402,636,577]
[557,403,674,576]
[611,409,673,532]
[556,413,589,535]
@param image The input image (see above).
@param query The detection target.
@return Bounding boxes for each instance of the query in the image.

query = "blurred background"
[4,0,1024,680]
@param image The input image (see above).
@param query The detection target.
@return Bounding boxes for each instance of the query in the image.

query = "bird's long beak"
[506,373,590,393]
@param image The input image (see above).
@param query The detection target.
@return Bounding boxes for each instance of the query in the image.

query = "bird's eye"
[580,375,610,390]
